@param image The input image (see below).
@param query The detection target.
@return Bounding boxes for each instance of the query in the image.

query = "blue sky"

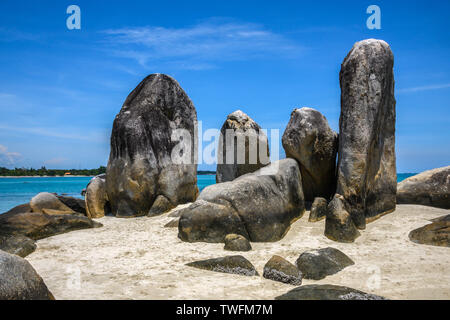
[0,0,449,172]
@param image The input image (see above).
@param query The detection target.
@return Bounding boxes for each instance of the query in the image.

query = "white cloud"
[0,144,21,166]
[0,124,108,143]
[102,19,303,69]
[397,83,450,93]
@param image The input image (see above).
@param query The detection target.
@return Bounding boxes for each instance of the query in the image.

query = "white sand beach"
[26,204,450,300]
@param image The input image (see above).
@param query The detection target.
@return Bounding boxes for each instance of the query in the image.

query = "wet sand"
[26,204,450,300]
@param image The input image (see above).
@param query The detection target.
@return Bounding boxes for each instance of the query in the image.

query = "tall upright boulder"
[216,110,270,183]
[337,39,397,229]
[282,107,338,201]
[106,74,199,217]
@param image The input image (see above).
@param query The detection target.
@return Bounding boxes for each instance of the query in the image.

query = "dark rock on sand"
[216,110,270,183]
[263,255,302,285]
[0,210,102,240]
[0,235,36,258]
[224,234,252,252]
[296,247,354,280]
[106,73,198,217]
[0,250,54,300]
[397,166,450,209]
[186,255,258,276]
[324,194,360,243]
[275,284,386,300]
[337,39,397,229]
[409,220,449,247]
[178,159,305,243]
[282,107,338,201]
[309,197,328,222]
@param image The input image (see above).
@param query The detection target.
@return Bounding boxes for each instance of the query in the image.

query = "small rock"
[85,174,110,219]
[186,255,258,276]
[164,219,179,228]
[325,194,360,243]
[409,220,449,247]
[296,247,354,280]
[263,255,302,285]
[224,234,252,252]
[30,192,74,214]
[0,235,36,258]
[0,250,54,300]
[275,284,386,300]
[309,197,328,222]
[148,195,175,217]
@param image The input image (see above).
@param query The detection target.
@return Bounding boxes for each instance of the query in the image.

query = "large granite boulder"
[0,235,36,258]
[409,220,449,247]
[0,209,102,240]
[263,255,302,285]
[216,110,270,183]
[85,174,110,218]
[30,192,75,215]
[275,284,386,300]
[397,166,450,209]
[186,255,258,276]
[106,73,198,217]
[0,250,54,300]
[324,194,360,243]
[282,107,338,201]
[178,159,305,243]
[337,39,397,229]
[296,247,354,280]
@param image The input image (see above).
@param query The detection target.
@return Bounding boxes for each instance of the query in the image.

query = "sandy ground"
[26,204,450,300]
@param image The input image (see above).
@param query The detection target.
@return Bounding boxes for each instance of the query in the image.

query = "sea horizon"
[0,173,417,214]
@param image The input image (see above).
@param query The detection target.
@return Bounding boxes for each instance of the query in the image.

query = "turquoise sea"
[0,173,415,214]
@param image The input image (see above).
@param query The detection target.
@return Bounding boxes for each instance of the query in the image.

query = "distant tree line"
[0,167,215,176]
[0,166,107,177]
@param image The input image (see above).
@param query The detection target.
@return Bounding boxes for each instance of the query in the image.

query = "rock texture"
[164,218,179,228]
[0,235,36,258]
[106,73,198,217]
[0,210,102,240]
[56,195,86,215]
[282,107,338,201]
[275,284,386,300]
[186,255,258,276]
[295,247,355,280]
[0,250,54,300]
[178,159,305,243]
[409,220,449,247]
[224,234,252,252]
[337,39,397,229]
[263,255,302,285]
[397,166,450,209]
[85,174,110,218]
[30,192,75,214]
[325,194,360,243]
[309,197,328,222]
[216,110,270,183]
